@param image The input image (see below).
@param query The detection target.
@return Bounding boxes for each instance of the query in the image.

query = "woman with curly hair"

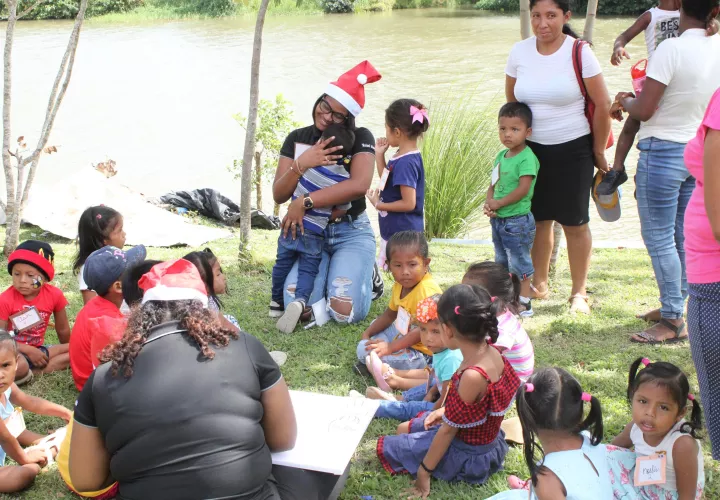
[66,259,326,500]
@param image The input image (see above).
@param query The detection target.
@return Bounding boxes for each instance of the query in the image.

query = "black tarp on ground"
[158,189,280,230]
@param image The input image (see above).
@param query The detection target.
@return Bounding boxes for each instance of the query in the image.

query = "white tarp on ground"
[22,172,232,247]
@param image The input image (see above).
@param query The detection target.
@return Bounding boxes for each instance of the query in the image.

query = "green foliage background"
[473,0,657,16]
[3,0,238,19]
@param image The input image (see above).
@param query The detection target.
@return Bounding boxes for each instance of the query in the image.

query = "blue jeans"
[356,323,427,370]
[282,212,376,324]
[636,138,695,319]
[271,231,323,305]
[375,383,435,420]
[491,213,536,280]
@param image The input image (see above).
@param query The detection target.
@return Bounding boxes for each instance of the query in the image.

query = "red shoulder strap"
[461,365,491,382]
[572,39,589,101]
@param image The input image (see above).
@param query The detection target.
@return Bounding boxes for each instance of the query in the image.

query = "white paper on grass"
[271,391,380,475]
[311,298,331,326]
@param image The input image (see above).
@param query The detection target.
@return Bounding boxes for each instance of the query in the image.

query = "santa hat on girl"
[325,60,382,117]
[139,259,208,307]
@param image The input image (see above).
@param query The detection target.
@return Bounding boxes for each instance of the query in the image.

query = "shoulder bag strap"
[572,39,589,102]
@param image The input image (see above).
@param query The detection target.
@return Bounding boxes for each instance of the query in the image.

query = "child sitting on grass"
[73,206,127,305]
[184,248,239,331]
[70,245,146,391]
[484,103,540,315]
[356,231,442,374]
[462,262,534,382]
[367,295,462,423]
[377,285,521,497]
[270,123,356,334]
[0,331,72,493]
[0,241,70,384]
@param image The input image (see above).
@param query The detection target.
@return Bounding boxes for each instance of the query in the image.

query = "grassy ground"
[0,225,717,499]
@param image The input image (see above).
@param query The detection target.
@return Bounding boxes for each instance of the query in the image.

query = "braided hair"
[101,300,238,378]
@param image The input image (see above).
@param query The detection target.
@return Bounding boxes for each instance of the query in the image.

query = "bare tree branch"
[3,0,19,242]
[18,0,47,19]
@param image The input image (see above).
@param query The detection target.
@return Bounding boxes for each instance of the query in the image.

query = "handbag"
[572,39,614,149]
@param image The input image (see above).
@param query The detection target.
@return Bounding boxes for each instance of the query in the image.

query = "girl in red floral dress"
[377,284,521,497]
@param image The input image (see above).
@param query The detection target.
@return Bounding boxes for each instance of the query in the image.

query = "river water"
[3,9,645,241]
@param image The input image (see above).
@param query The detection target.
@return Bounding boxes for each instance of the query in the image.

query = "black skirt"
[527,135,594,227]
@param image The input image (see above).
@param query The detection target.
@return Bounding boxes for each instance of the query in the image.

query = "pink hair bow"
[410,105,428,124]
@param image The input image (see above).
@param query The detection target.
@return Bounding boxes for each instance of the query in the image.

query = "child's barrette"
[454,306,460,315]
[581,392,592,402]
[96,214,102,220]
[410,105,429,124]
[688,393,696,402]
[641,357,651,367]
[525,383,534,393]
[491,296,497,303]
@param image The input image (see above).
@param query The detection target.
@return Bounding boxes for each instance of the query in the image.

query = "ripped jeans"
[282,212,376,324]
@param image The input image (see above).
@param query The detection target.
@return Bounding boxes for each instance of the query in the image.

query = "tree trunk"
[254,151,262,212]
[519,0,531,40]
[583,0,599,43]
[2,0,89,255]
[239,0,271,252]
[273,203,280,217]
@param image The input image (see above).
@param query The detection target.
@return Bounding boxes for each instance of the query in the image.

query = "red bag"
[572,39,614,149]
[89,316,128,368]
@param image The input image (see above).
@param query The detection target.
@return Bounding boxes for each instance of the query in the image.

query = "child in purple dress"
[377,284,520,497]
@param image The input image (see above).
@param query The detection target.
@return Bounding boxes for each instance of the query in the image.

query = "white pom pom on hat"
[324,61,381,117]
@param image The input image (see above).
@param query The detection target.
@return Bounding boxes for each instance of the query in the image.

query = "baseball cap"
[592,172,622,223]
[84,245,147,296]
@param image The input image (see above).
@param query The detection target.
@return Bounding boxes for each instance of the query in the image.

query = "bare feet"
[365,386,398,401]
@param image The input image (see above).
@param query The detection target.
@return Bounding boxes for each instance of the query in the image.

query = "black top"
[74,321,282,500]
[280,125,375,219]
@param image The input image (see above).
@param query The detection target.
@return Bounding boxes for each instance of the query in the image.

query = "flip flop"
[530,283,550,300]
[367,352,392,392]
[631,319,688,345]
[569,294,590,315]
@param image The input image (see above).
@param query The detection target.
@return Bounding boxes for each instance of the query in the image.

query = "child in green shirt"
[484,102,540,316]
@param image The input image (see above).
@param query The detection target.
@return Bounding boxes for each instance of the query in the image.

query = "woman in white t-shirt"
[505,0,612,314]
[614,0,720,344]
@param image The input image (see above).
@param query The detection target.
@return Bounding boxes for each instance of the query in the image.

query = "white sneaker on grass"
[268,301,284,318]
[276,301,304,334]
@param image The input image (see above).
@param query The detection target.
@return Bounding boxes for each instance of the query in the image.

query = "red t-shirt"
[69,295,124,391]
[0,284,68,347]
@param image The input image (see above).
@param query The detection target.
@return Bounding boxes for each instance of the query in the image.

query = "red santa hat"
[325,60,381,117]
[139,259,208,307]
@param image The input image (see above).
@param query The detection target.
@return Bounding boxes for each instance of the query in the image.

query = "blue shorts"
[21,345,51,370]
[491,213,536,280]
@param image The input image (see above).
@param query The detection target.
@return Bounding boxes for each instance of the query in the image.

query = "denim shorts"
[491,213,536,279]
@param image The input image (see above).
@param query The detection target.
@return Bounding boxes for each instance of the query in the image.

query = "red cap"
[139,259,208,307]
[325,60,381,117]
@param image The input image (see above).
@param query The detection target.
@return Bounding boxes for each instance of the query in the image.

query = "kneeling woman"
[67,260,324,500]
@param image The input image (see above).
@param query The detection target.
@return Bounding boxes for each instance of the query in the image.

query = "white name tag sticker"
[4,407,26,438]
[634,454,667,486]
[294,143,312,160]
[395,307,411,335]
[491,163,500,186]
[377,168,390,191]
[10,307,43,333]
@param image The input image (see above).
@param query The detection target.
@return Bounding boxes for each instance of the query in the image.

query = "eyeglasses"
[318,98,349,124]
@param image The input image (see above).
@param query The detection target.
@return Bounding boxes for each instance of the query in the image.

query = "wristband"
[420,461,435,474]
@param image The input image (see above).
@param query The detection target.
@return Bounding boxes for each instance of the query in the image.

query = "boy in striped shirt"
[271,124,355,333]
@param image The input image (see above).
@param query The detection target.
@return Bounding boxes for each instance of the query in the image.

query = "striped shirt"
[493,310,535,381]
[293,162,351,234]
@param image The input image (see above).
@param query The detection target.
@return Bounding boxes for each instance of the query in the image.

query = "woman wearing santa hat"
[66,260,329,499]
[272,61,382,326]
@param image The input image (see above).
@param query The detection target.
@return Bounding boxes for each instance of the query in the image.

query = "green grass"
[1,225,718,499]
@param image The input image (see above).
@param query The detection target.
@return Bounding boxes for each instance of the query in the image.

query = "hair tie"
[454,306,460,315]
[641,357,651,367]
[581,392,592,403]
[491,296,497,303]
[525,383,534,393]
[96,214,102,220]
[688,393,696,401]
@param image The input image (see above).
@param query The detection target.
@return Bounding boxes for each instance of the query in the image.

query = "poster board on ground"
[271,391,379,475]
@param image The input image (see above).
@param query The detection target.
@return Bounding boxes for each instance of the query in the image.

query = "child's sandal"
[367,351,392,392]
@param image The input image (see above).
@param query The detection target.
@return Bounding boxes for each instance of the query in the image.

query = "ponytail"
[562,23,581,38]
[579,395,604,445]
[627,357,645,402]
[682,397,703,439]
[517,384,545,487]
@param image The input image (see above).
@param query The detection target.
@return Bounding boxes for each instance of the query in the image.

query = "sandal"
[631,319,688,345]
[530,283,550,300]
[569,294,590,315]
[366,352,392,392]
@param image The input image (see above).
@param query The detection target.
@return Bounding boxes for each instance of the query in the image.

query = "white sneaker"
[268,301,284,318]
[276,301,304,334]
